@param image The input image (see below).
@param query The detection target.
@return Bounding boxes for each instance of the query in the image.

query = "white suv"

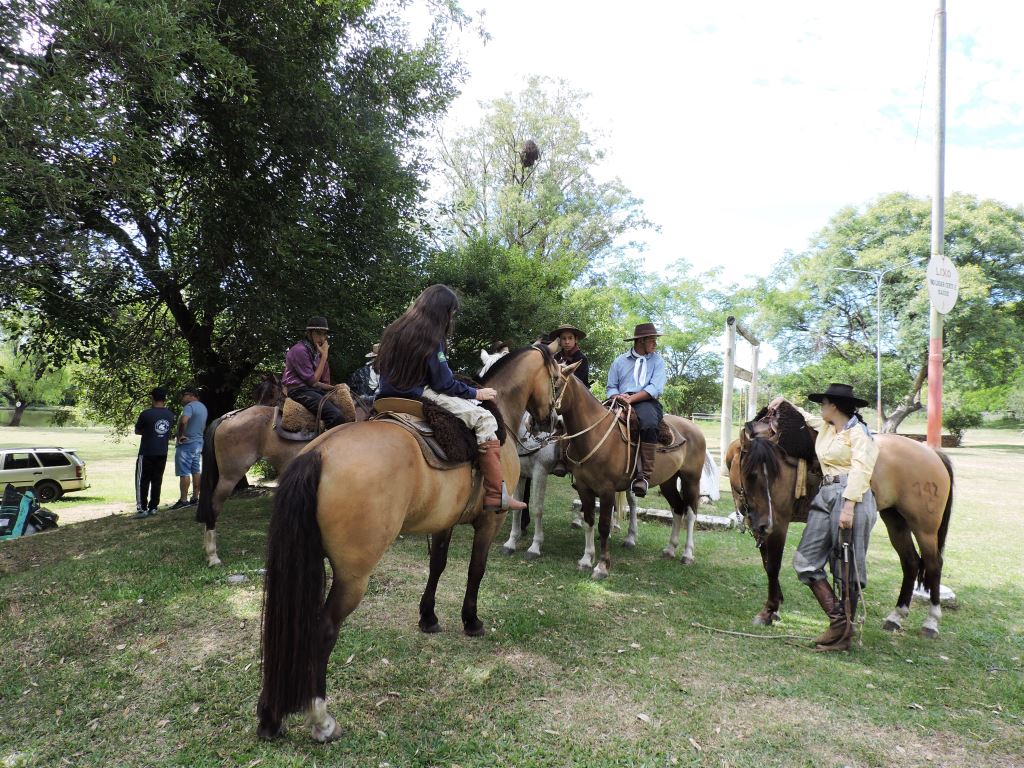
[0,447,90,502]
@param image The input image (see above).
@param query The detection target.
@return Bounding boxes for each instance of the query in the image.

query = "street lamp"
[834,260,920,432]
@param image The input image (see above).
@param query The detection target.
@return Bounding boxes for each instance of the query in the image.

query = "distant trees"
[754,193,1024,431]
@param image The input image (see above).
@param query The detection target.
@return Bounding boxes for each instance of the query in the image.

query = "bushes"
[943,407,983,446]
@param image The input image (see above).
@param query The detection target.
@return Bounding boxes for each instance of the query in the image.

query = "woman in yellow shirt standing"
[771,383,879,652]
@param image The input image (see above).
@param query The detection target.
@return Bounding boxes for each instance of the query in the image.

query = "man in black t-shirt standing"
[132,387,175,519]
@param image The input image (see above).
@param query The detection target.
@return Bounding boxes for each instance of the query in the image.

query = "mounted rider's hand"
[475,387,497,401]
[612,393,630,405]
[317,339,329,355]
[839,499,855,529]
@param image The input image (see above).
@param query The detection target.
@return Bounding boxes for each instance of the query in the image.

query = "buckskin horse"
[256,342,562,743]
[553,362,706,579]
[195,376,360,567]
[727,408,954,637]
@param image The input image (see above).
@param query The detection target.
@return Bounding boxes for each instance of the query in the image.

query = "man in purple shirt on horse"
[282,317,345,430]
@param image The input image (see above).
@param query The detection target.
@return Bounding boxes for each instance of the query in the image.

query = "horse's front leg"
[461,513,503,636]
[525,466,547,560]
[621,489,639,548]
[419,527,455,633]
[200,475,239,567]
[591,491,615,580]
[754,525,788,625]
[577,486,597,570]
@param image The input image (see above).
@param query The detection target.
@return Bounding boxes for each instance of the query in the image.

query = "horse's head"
[522,339,561,431]
[734,425,784,540]
[254,373,284,406]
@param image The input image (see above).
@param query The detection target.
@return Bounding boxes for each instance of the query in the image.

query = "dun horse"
[195,376,362,567]
[728,423,954,637]
[554,363,706,579]
[257,342,561,742]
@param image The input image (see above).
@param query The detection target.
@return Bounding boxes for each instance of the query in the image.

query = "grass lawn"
[0,424,1021,767]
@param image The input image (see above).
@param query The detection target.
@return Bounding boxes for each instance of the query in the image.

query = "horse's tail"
[918,450,955,587]
[935,450,955,556]
[195,417,222,525]
[257,450,326,736]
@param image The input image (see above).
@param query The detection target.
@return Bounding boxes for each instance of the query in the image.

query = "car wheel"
[35,480,63,503]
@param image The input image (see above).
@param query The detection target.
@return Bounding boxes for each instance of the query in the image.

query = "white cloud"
[424,0,1024,283]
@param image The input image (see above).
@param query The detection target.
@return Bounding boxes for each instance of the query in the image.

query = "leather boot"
[479,439,527,513]
[809,579,851,651]
[551,443,569,478]
[631,441,657,498]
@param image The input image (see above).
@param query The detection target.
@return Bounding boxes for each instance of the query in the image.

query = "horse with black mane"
[257,342,562,742]
[727,403,954,637]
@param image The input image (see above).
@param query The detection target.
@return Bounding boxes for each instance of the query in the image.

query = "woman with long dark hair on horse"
[770,383,878,652]
[375,284,526,512]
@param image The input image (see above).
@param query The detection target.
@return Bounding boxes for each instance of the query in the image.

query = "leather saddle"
[603,401,687,452]
[370,397,506,471]
[274,385,358,439]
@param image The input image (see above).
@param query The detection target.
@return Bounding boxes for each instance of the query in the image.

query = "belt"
[822,474,848,485]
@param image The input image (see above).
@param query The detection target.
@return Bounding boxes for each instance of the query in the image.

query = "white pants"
[421,387,498,444]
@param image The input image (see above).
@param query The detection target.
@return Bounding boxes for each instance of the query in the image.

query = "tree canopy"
[1,0,464,420]
[754,192,1024,429]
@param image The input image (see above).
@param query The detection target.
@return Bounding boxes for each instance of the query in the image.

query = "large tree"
[1,0,463,420]
[0,336,75,426]
[755,192,1024,430]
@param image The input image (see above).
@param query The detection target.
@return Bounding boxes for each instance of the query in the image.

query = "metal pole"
[875,274,883,432]
[926,0,946,449]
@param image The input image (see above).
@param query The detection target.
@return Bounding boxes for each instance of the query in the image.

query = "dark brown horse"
[257,342,562,743]
[727,423,954,638]
[195,377,362,567]
[554,363,706,579]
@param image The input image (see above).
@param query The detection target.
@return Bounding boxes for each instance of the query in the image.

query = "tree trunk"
[881,360,928,433]
[8,402,27,427]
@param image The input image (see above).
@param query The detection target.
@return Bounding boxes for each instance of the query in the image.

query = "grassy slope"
[0,428,1021,768]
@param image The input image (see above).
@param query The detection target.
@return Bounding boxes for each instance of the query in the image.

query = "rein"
[559,395,637,479]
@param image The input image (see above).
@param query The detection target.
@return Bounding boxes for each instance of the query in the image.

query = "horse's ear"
[546,338,561,356]
[561,360,581,377]
[480,349,489,365]
[740,429,751,448]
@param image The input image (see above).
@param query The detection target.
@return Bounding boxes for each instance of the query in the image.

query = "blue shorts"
[174,440,203,476]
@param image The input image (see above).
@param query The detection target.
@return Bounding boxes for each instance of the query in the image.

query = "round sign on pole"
[927,254,959,315]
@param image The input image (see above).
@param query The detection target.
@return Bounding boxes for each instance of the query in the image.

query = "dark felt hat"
[304,316,333,333]
[624,322,663,341]
[807,383,869,408]
[550,324,586,341]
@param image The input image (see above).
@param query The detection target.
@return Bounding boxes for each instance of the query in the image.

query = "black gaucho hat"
[807,383,869,409]
[549,324,586,340]
[304,316,333,333]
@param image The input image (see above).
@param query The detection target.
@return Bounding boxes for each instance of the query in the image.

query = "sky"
[423,1,1024,288]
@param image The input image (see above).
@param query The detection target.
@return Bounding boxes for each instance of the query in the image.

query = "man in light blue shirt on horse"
[605,322,667,498]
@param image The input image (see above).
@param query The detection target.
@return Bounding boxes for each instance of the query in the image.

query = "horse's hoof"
[524,550,541,561]
[207,557,223,568]
[661,548,675,559]
[464,622,485,637]
[753,614,770,626]
[501,545,516,556]
[621,538,636,549]
[257,722,285,741]
[680,555,695,565]
[311,718,343,744]
[570,519,582,530]
[882,619,902,632]
[577,560,592,571]
[920,626,939,639]
[418,621,442,634]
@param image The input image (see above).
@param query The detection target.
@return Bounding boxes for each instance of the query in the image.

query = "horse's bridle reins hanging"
[553,371,638,479]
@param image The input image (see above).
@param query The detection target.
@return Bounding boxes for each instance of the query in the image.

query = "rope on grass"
[690,621,812,641]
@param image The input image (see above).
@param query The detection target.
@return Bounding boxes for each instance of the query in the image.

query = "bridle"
[735,439,776,549]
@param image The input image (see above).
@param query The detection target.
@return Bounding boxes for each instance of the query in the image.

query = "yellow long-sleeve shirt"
[793,404,879,502]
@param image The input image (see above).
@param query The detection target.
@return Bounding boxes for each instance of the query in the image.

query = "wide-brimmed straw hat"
[624,322,663,341]
[550,324,586,340]
[304,316,333,333]
[807,383,869,408]
[365,343,380,358]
